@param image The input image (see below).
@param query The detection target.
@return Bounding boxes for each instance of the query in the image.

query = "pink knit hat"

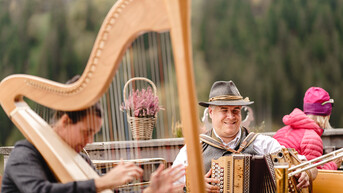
[303,87,334,116]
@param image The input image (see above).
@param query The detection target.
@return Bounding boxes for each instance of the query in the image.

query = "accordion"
[208,149,312,193]
[270,148,312,193]
[211,154,276,193]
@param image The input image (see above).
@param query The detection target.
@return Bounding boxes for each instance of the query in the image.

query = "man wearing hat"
[173,80,312,192]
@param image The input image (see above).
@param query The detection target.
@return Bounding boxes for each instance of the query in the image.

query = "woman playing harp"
[1,75,185,193]
[0,0,202,192]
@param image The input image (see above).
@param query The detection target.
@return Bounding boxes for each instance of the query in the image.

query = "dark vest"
[201,127,258,173]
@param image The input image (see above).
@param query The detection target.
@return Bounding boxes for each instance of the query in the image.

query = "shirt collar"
[212,127,241,149]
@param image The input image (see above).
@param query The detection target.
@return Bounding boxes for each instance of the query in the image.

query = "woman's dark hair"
[51,75,103,124]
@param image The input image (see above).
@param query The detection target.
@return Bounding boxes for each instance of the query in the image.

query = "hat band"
[209,95,243,102]
[303,102,332,116]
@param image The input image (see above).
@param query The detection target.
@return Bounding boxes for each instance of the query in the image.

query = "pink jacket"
[273,108,337,170]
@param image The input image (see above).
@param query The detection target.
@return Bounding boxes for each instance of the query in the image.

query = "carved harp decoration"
[0,0,205,192]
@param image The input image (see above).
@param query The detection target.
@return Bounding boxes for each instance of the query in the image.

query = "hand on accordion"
[294,171,310,190]
[204,169,220,193]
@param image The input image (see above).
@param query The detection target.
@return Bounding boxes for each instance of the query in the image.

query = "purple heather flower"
[121,86,162,117]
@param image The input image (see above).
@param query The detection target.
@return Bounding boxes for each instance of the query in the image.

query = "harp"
[0,0,206,192]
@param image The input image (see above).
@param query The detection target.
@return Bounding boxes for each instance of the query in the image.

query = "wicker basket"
[123,77,158,140]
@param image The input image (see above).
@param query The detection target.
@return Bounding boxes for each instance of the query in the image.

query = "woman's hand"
[143,164,185,193]
[95,160,143,192]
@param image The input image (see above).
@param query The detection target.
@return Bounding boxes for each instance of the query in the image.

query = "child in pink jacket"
[273,87,340,170]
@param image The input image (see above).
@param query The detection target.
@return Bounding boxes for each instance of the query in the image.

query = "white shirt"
[172,128,283,184]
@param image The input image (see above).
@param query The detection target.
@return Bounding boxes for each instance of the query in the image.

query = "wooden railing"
[2,130,343,192]
[2,129,343,170]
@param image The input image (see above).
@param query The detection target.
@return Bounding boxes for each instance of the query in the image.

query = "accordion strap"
[200,134,237,153]
[200,131,259,154]
[237,132,259,153]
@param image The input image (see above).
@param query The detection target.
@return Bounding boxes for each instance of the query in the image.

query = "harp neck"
[0,1,206,192]
[0,0,171,114]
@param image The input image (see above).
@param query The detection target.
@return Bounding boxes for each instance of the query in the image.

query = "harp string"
[163,32,177,138]
[31,31,181,191]
[100,32,180,189]
[97,32,179,142]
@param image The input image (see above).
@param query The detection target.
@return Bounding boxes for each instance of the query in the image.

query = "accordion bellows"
[211,154,276,193]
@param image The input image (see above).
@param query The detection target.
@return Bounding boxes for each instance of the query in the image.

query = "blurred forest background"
[1,0,343,147]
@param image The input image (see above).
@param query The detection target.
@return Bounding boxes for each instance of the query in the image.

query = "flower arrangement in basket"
[121,77,162,140]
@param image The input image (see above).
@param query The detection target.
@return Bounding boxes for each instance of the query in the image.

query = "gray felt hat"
[199,81,254,107]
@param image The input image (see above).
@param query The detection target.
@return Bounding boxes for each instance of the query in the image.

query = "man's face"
[59,113,102,152]
[209,105,242,141]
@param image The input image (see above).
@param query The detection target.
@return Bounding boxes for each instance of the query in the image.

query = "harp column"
[165,0,206,192]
